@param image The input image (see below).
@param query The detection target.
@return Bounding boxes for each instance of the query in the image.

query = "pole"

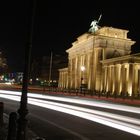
[16,1,36,140]
[0,102,4,126]
[48,51,53,86]
[7,112,17,140]
[81,77,83,93]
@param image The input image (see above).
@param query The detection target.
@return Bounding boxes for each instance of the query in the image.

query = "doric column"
[114,64,117,94]
[77,55,81,88]
[64,71,68,88]
[71,58,75,88]
[138,69,140,95]
[110,65,115,94]
[100,66,104,92]
[103,66,107,92]
[64,72,66,88]
[77,55,80,88]
[83,54,86,84]
[125,64,129,94]
[89,51,94,90]
[114,64,121,94]
[107,66,111,92]
[62,72,64,88]
[102,48,106,60]
[67,71,69,88]
[129,63,133,96]
[68,59,72,88]
[58,72,62,87]
[132,64,138,96]
[100,64,106,92]
[121,64,127,95]
[86,52,91,89]
[106,66,109,92]
[135,65,139,96]
[74,57,78,88]
[80,54,83,82]
[93,49,98,91]
[61,72,63,88]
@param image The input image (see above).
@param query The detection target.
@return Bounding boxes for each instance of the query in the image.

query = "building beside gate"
[58,24,140,97]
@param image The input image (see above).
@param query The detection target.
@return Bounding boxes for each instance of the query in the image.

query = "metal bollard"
[0,102,4,126]
[7,112,17,140]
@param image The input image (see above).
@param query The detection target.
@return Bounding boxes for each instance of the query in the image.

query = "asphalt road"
[0,90,140,140]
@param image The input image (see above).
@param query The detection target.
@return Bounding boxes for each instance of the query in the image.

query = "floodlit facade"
[58,26,140,97]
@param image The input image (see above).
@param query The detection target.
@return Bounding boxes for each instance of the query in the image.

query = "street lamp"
[16,1,36,140]
[80,66,85,93]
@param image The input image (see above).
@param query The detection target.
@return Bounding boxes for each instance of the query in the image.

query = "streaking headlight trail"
[0,90,139,114]
[0,90,140,136]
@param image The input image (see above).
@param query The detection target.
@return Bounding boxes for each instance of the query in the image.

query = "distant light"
[5,82,12,85]
[4,78,8,81]
[0,75,4,80]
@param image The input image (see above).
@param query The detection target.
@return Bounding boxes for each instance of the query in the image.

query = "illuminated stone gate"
[58,26,140,97]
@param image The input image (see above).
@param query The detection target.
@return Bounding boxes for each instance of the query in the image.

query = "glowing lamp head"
[81,66,85,71]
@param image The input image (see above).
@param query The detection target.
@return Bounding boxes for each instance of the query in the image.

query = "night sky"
[0,0,140,72]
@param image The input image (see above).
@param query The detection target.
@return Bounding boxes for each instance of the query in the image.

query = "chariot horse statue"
[89,14,102,33]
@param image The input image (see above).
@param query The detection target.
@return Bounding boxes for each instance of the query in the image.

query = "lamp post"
[80,66,85,93]
[48,51,53,87]
[16,1,36,140]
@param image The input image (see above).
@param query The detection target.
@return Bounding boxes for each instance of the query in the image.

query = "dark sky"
[0,0,140,72]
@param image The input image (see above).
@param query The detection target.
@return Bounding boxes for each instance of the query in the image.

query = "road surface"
[0,90,140,140]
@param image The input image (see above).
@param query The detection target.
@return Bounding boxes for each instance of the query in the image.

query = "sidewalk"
[0,113,44,140]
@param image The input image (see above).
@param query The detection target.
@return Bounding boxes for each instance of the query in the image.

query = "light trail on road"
[0,90,140,136]
[0,90,139,114]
